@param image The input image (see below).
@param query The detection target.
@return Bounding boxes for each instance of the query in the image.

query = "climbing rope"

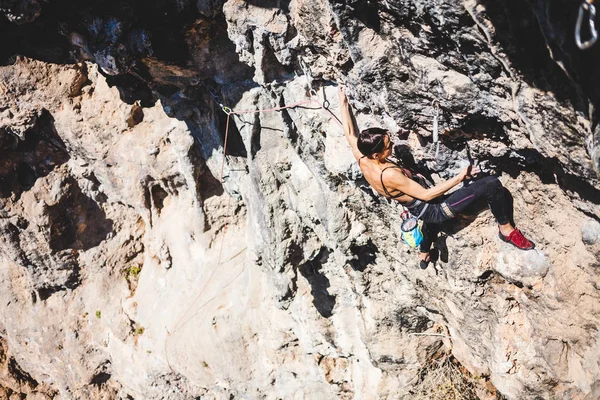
[199,80,229,112]
[164,82,343,373]
[576,0,598,50]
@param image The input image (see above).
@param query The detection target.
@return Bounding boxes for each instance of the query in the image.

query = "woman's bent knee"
[480,175,501,187]
[477,175,503,193]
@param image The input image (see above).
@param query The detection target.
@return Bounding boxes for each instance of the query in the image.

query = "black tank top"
[380,166,406,198]
[359,156,410,199]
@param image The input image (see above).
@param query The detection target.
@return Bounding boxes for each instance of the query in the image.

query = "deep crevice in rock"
[90,372,111,387]
[47,176,113,251]
[150,184,168,213]
[246,0,291,13]
[104,72,156,107]
[349,239,378,272]
[353,0,381,33]
[221,114,248,158]
[191,148,224,208]
[0,110,69,200]
[7,357,39,388]
[298,247,336,318]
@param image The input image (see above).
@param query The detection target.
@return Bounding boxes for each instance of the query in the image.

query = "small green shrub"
[124,264,141,281]
[95,311,101,319]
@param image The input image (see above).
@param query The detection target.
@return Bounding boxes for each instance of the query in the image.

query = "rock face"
[1,1,600,399]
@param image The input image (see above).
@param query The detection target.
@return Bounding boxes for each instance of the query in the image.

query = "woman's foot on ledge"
[499,228,535,250]
[418,252,431,269]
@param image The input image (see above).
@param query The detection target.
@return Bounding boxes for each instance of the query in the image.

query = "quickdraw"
[300,57,315,95]
[432,100,440,161]
[576,0,598,50]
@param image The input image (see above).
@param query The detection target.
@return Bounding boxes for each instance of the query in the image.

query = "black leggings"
[417,176,513,253]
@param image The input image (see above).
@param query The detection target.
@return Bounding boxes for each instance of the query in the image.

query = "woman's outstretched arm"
[338,87,363,161]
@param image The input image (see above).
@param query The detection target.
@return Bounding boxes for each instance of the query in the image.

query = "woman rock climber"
[338,87,534,268]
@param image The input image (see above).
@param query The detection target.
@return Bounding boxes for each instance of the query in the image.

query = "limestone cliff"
[1,1,600,399]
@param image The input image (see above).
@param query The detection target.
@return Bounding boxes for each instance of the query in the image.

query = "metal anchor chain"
[576,0,598,50]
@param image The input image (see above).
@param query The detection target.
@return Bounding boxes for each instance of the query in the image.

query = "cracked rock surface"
[1,1,600,399]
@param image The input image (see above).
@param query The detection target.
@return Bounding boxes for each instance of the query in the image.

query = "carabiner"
[576,0,598,50]
[431,100,441,162]
[221,105,233,115]
[309,88,318,98]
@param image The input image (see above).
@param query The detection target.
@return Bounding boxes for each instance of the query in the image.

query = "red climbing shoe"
[498,228,535,250]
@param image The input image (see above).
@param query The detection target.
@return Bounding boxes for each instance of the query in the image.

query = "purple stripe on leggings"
[449,194,475,207]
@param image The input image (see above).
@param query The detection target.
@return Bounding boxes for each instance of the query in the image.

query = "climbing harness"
[576,0,598,50]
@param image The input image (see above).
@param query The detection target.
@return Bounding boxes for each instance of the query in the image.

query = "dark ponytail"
[358,127,389,157]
